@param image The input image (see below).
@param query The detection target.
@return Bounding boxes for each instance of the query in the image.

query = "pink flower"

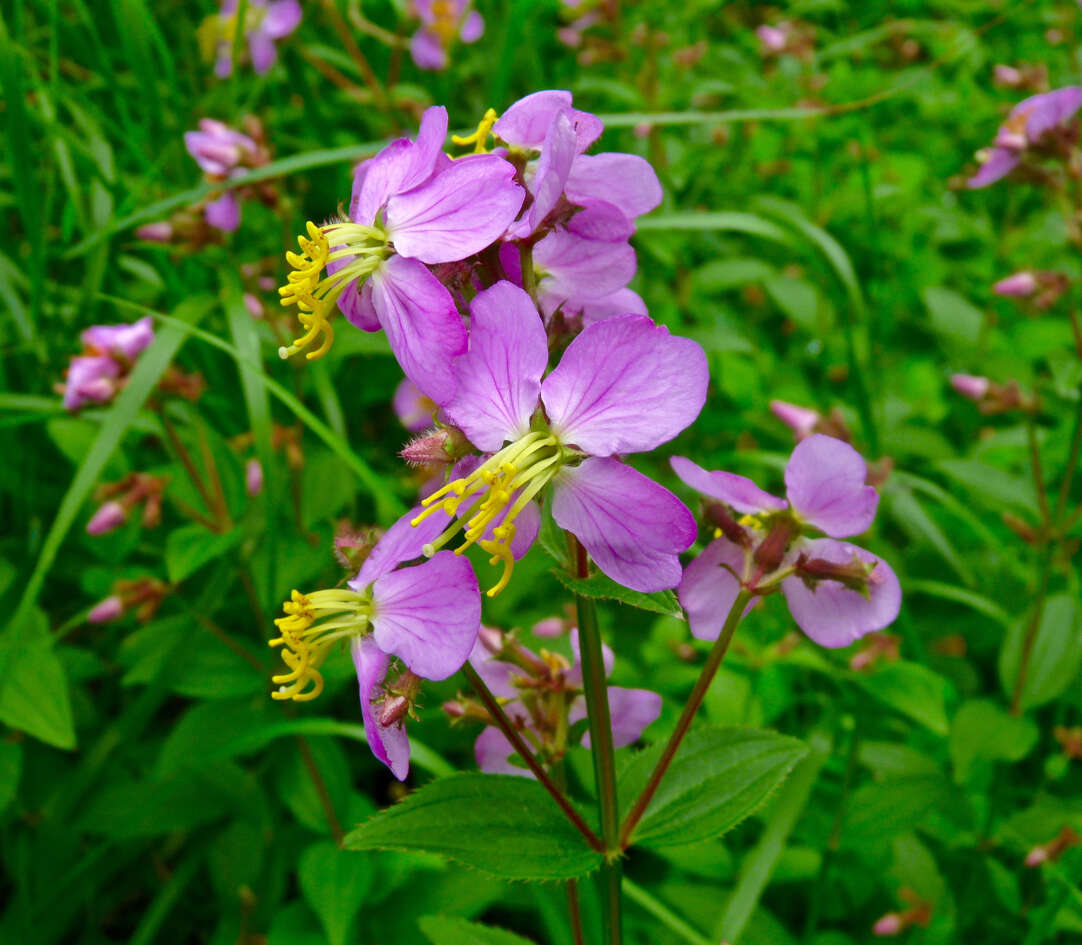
[950,373,990,401]
[210,0,302,78]
[88,596,124,624]
[409,0,484,71]
[993,271,1038,297]
[87,500,128,536]
[413,281,707,596]
[673,436,900,648]
[770,400,821,440]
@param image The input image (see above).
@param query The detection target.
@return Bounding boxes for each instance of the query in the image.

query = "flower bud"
[531,617,566,638]
[477,625,505,656]
[442,700,465,719]
[136,221,173,243]
[993,271,1037,297]
[993,64,1023,87]
[87,500,127,536]
[753,519,795,573]
[756,24,788,53]
[950,373,990,402]
[88,595,124,624]
[243,292,265,319]
[705,501,751,547]
[769,400,820,440]
[246,458,264,496]
[400,427,469,467]
[872,914,903,937]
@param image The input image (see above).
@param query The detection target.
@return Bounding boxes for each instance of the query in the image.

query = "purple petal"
[597,687,663,748]
[370,551,481,680]
[350,108,448,223]
[1021,86,1082,140]
[410,28,447,70]
[386,154,523,263]
[394,378,434,433]
[542,315,708,456]
[351,636,410,780]
[370,255,467,403]
[493,90,603,153]
[214,47,234,78]
[204,191,241,231]
[248,30,278,73]
[460,9,484,42]
[467,639,523,702]
[567,627,614,683]
[781,538,901,647]
[336,274,381,332]
[580,288,647,325]
[533,230,636,304]
[64,355,121,410]
[81,317,154,360]
[670,455,786,515]
[552,458,696,592]
[446,281,547,448]
[784,434,879,537]
[566,153,663,221]
[350,506,451,588]
[677,539,748,641]
[565,199,635,243]
[967,147,1021,188]
[262,0,302,37]
[475,727,529,776]
[510,111,577,238]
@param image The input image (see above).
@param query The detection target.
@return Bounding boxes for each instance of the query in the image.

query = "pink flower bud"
[994,64,1024,87]
[993,271,1038,297]
[531,617,566,638]
[873,914,903,936]
[770,400,821,440]
[950,373,990,402]
[246,458,263,497]
[478,625,505,655]
[1025,846,1048,867]
[442,700,465,718]
[756,24,788,52]
[135,221,173,242]
[243,292,265,319]
[87,500,127,536]
[88,595,124,624]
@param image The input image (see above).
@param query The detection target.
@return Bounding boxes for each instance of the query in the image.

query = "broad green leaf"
[950,699,1038,782]
[921,286,984,345]
[300,841,372,945]
[619,726,808,848]
[999,594,1082,710]
[841,775,955,848]
[851,661,952,736]
[343,774,603,881]
[418,915,538,945]
[0,607,75,749]
[552,569,682,619]
[165,523,244,584]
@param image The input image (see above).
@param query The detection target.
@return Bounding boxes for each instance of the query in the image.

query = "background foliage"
[2,1,1082,943]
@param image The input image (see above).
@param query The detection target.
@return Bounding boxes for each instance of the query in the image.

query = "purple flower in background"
[409,0,484,71]
[394,378,436,433]
[205,0,302,78]
[673,435,900,648]
[992,271,1038,297]
[87,500,128,536]
[470,629,660,776]
[185,119,266,232]
[277,106,523,402]
[950,373,991,401]
[412,281,706,596]
[271,507,481,780]
[968,86,1082,188]
[62,317,154,411]
[770,400,821,441]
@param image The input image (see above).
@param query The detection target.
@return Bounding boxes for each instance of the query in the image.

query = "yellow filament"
[269,588,369,701]
[452,108,500,155]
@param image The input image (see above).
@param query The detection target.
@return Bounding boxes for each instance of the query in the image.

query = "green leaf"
[165,523,244,584]
[950,700,1038,782]
[343,774,603,881]
[638,211,794,245]
[936,459,1037,514]
[418,915,538,945]
[299,841,372,945]
[999,594,1082,710]
[921,286,984,346]
[619,726,808,848]
[0,607,75,749]
[851,661,952,736]
[536,501,570,569]
[552,569,683,619]
[841,775,954,847]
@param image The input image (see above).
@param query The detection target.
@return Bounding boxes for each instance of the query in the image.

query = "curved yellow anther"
[452,108,500,154]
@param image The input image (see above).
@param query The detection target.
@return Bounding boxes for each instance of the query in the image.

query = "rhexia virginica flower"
[673,435,901,647]
[409,0,484,71]
[62,317,154,411]
[411,281,706,596]
[184,119,268,232]
[201,0,302,78]
[277,106,523,402]
[270,507,481,780]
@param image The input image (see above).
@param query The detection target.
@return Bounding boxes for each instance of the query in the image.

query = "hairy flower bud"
[400,426,469,467]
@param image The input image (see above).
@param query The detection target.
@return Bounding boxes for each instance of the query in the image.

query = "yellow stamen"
[278,220,387,362]
[452,108,500,155]
[411,432,566,596]
[269,588,370,702]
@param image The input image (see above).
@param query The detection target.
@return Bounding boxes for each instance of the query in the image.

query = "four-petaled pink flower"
[673,435,901,648]
[208,0,302,78]
[271,507,481,781]
[412,280,706,596]
[409,0,484,71]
